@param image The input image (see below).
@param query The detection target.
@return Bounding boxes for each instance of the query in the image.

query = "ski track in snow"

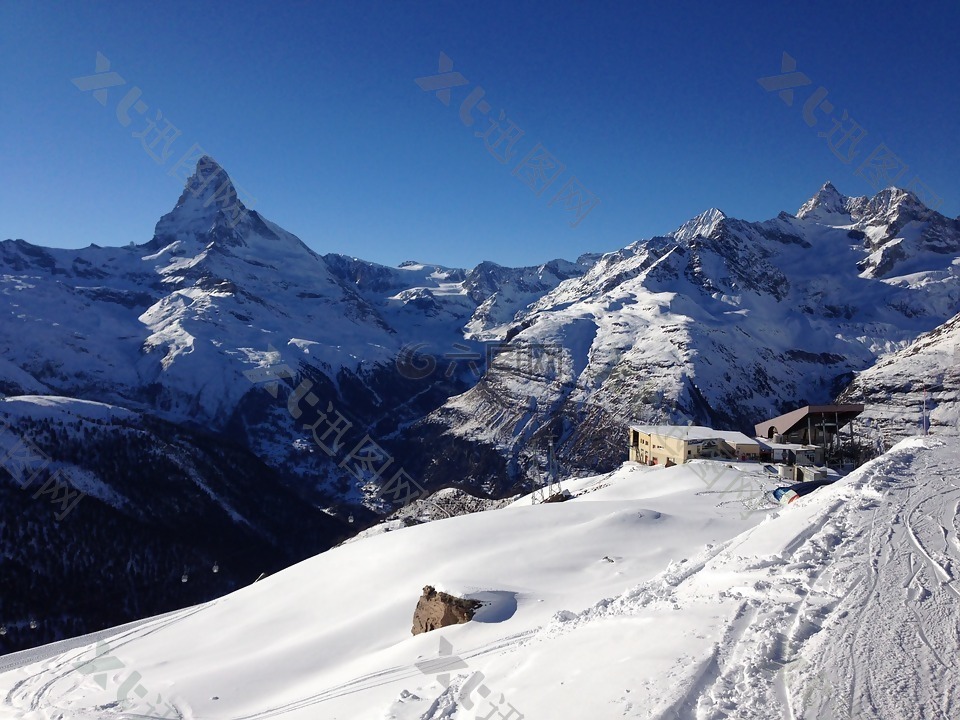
[659,441,960,720]
[490,440,960,719]
[2,440,958,719]
[3,601,217,719]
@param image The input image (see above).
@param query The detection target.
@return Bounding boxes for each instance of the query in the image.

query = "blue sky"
[2,0,958,268]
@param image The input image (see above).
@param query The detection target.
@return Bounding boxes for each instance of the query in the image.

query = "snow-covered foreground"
[2,440,958,719]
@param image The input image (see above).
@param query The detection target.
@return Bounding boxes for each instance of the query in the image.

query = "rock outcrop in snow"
[411,585,482,635]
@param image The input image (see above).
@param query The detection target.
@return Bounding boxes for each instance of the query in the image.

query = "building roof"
[754,404,864,440]
[630,425,759,446]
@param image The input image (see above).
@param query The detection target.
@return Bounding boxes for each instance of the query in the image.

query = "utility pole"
[921,384,928,436]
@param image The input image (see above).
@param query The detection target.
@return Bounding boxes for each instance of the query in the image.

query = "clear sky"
[2,0,958,269]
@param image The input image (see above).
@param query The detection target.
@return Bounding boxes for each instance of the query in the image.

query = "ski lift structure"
[531,435,563,504]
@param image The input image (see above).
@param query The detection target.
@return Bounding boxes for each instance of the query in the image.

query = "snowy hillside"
[412,183,960,490]
[0,394,348,655]
[2,438,956,719]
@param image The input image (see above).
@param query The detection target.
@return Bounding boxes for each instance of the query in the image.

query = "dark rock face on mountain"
[0,397,350,654]
[838,312,960,443]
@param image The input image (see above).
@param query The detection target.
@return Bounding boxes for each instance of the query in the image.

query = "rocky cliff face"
[839,312,960,443]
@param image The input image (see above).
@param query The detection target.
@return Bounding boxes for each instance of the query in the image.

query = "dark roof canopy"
[755,404,864,440]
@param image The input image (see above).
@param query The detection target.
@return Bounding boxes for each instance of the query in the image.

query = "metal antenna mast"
[532,434,562,504]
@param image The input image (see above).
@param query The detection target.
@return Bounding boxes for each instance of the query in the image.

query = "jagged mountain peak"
[797,181,849,219]
[670,207,727,243]
[182,156,242,212]
[150,156,251,247]
[856,185,930,221]
[797,181,936,225]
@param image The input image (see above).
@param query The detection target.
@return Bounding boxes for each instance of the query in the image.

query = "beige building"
[628,425,761,466]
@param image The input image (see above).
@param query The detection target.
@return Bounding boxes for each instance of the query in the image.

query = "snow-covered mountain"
[0,157,584,507]
[4,161,959,655]
[2,437,957,719]
[839,310,960,441]
[0,158,589,652]
[7,163,955,506]
[410,182,960,492]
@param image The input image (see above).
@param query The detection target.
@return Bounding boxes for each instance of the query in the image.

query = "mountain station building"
[754,404,864,466]
[628,425,761,466]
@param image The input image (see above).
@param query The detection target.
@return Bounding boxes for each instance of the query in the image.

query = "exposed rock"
[411,585,482,635]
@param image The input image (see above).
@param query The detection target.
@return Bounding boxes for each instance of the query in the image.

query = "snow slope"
[3,438,956,719]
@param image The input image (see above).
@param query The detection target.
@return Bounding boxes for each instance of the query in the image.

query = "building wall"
[728,441,760,460]
[629,429,762,466]
[659,435,690,465]
[629,429,689,465]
